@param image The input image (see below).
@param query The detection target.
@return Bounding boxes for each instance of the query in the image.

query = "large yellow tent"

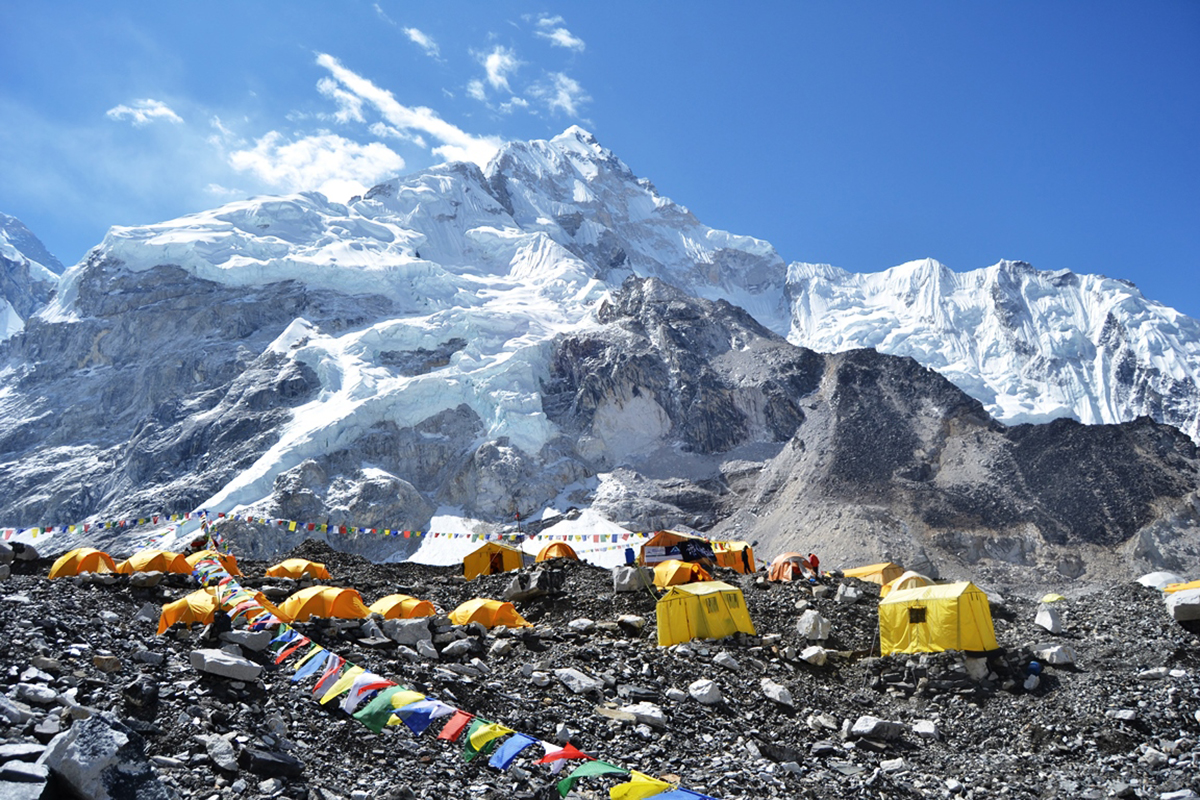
[880,570,933,598]
[879,581,998,656]
[843,562,905,585]
[713,541,757,574]
[652,559,712,589]
[535,542,580,562]
[278,586,371,622]
[462,542,524,581]
[638,530,715,567]
[157,587,285,634]
[185,549,243,577]
[656,580,756,647]
[116,549,193,575]
[368,594,437,619]
[448,598,530,629]
[49,548,117,579]
[264,558,332,580]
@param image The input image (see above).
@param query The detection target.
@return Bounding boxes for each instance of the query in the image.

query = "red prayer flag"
[535,743,594,764]
[436,710,474,742]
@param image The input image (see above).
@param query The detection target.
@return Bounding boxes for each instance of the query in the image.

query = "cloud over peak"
[106,99,183,127]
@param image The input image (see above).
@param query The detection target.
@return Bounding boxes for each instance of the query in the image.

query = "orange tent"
[714,541,757,574]
[116,549,192,575]
[158,586,285,633]
[535,542,580,562]
[49,548,117,579]
[638,530,715,567]
[278,585,371,622]
[185,550,243,577]
[463,542,525,580]
[449,598,530,629]
[652,559,712,589]
[264,558,332,580]
[369,594,437,619]
[768,552,813,582]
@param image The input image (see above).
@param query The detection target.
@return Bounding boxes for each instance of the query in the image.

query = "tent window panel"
[705,596,720,613]
[725,593,740,609]
[909,607,927,624]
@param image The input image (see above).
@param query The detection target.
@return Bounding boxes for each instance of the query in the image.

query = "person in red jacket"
[807,552,820,576]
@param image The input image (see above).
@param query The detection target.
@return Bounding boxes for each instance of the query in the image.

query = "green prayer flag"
[352,686,406,733]
[557,760,628,797]
[462,718,503,762]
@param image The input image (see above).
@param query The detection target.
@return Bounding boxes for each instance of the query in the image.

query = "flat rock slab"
[189,648,263,681]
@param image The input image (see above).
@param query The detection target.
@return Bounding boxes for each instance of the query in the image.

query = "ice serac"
[786,258,1200,443]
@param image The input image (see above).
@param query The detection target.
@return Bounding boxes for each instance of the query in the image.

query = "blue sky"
[2,2,1198,316]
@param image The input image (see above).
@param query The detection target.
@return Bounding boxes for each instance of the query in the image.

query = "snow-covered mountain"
[787,258,1200,441]
[0,213,60,340]
[2,128,1199,586]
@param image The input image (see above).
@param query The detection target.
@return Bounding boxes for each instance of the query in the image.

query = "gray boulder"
[39,713,170,799]
[612,566,655,593]
[189,648,263,681]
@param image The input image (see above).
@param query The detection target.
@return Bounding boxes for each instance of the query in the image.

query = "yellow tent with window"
[116,549,193,575]
[462,542,524,581]
[264,558,332,580]
[713,541,757,574]
[368,594,437,619]
[278,585,371,622]
[535,541,580,562]
[879,581,998,655]
[880,570,932,598]
[449,598,531,629]
[185,549,243,577]
[49,547,117,579]
[843,562,905,585]
[652,559,712,589]
[656,580,756,647]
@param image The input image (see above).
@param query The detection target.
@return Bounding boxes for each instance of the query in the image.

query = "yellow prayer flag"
[468,722,512,752]
[319,666,365,704]
[609,771,674,800]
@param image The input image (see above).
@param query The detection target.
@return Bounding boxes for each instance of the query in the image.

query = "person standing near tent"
[203,607,232,642]
[808,552,820,576]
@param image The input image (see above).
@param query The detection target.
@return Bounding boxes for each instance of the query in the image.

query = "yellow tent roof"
[535,542,580,562]
[368,594,437,619]
[1163,579,1200,594]
[652,559,712,589]
[448,598,531,628]
[185,550,243,577]
[264,558,332,580]
[158,587,220,635]
[116,549,192,575]
[878,581,998,655]
[278,585,370,621]
[49,547,117,579]
[880,570,932,598]
[462,542,524,581]
[843,562,905,585]
[656,580,756,646]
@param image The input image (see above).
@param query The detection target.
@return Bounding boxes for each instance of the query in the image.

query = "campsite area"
[2,537,1199,799]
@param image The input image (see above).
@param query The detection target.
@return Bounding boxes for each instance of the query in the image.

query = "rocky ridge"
[1,538,1199,800]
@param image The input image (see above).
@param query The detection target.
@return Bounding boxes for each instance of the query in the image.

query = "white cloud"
[317,77,365,123]
[467,79,487,102]
[481,46,520,92]
[404,27,440,58]
[499,97,530,115]
[227,131,404,201]
[368,122,427,149]
[530,73,590,117]
[535,24,585,52]
[315,53,502,167]
[106,99,183,127]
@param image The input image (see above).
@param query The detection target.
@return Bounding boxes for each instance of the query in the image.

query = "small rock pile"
[0,538,1197,799]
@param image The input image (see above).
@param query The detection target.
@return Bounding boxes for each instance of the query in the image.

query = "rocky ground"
[1,539,1199,800]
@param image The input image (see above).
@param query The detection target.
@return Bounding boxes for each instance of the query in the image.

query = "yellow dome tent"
[49,548,117,579]
[115,549,193,575]
[448,598,530,629]
[264,558,332,580]
[185,549,243,577]
[843,562,905,585]
[278,585,371,622]
[158,587,285,634]
[462,542,524,581]
[652,559,712,589]
[535,542,580,562]
[713,540,757,574]
[879,581,999,656]
[656,580,756,647]
[880,570,933,598]
[368,594,437,619]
